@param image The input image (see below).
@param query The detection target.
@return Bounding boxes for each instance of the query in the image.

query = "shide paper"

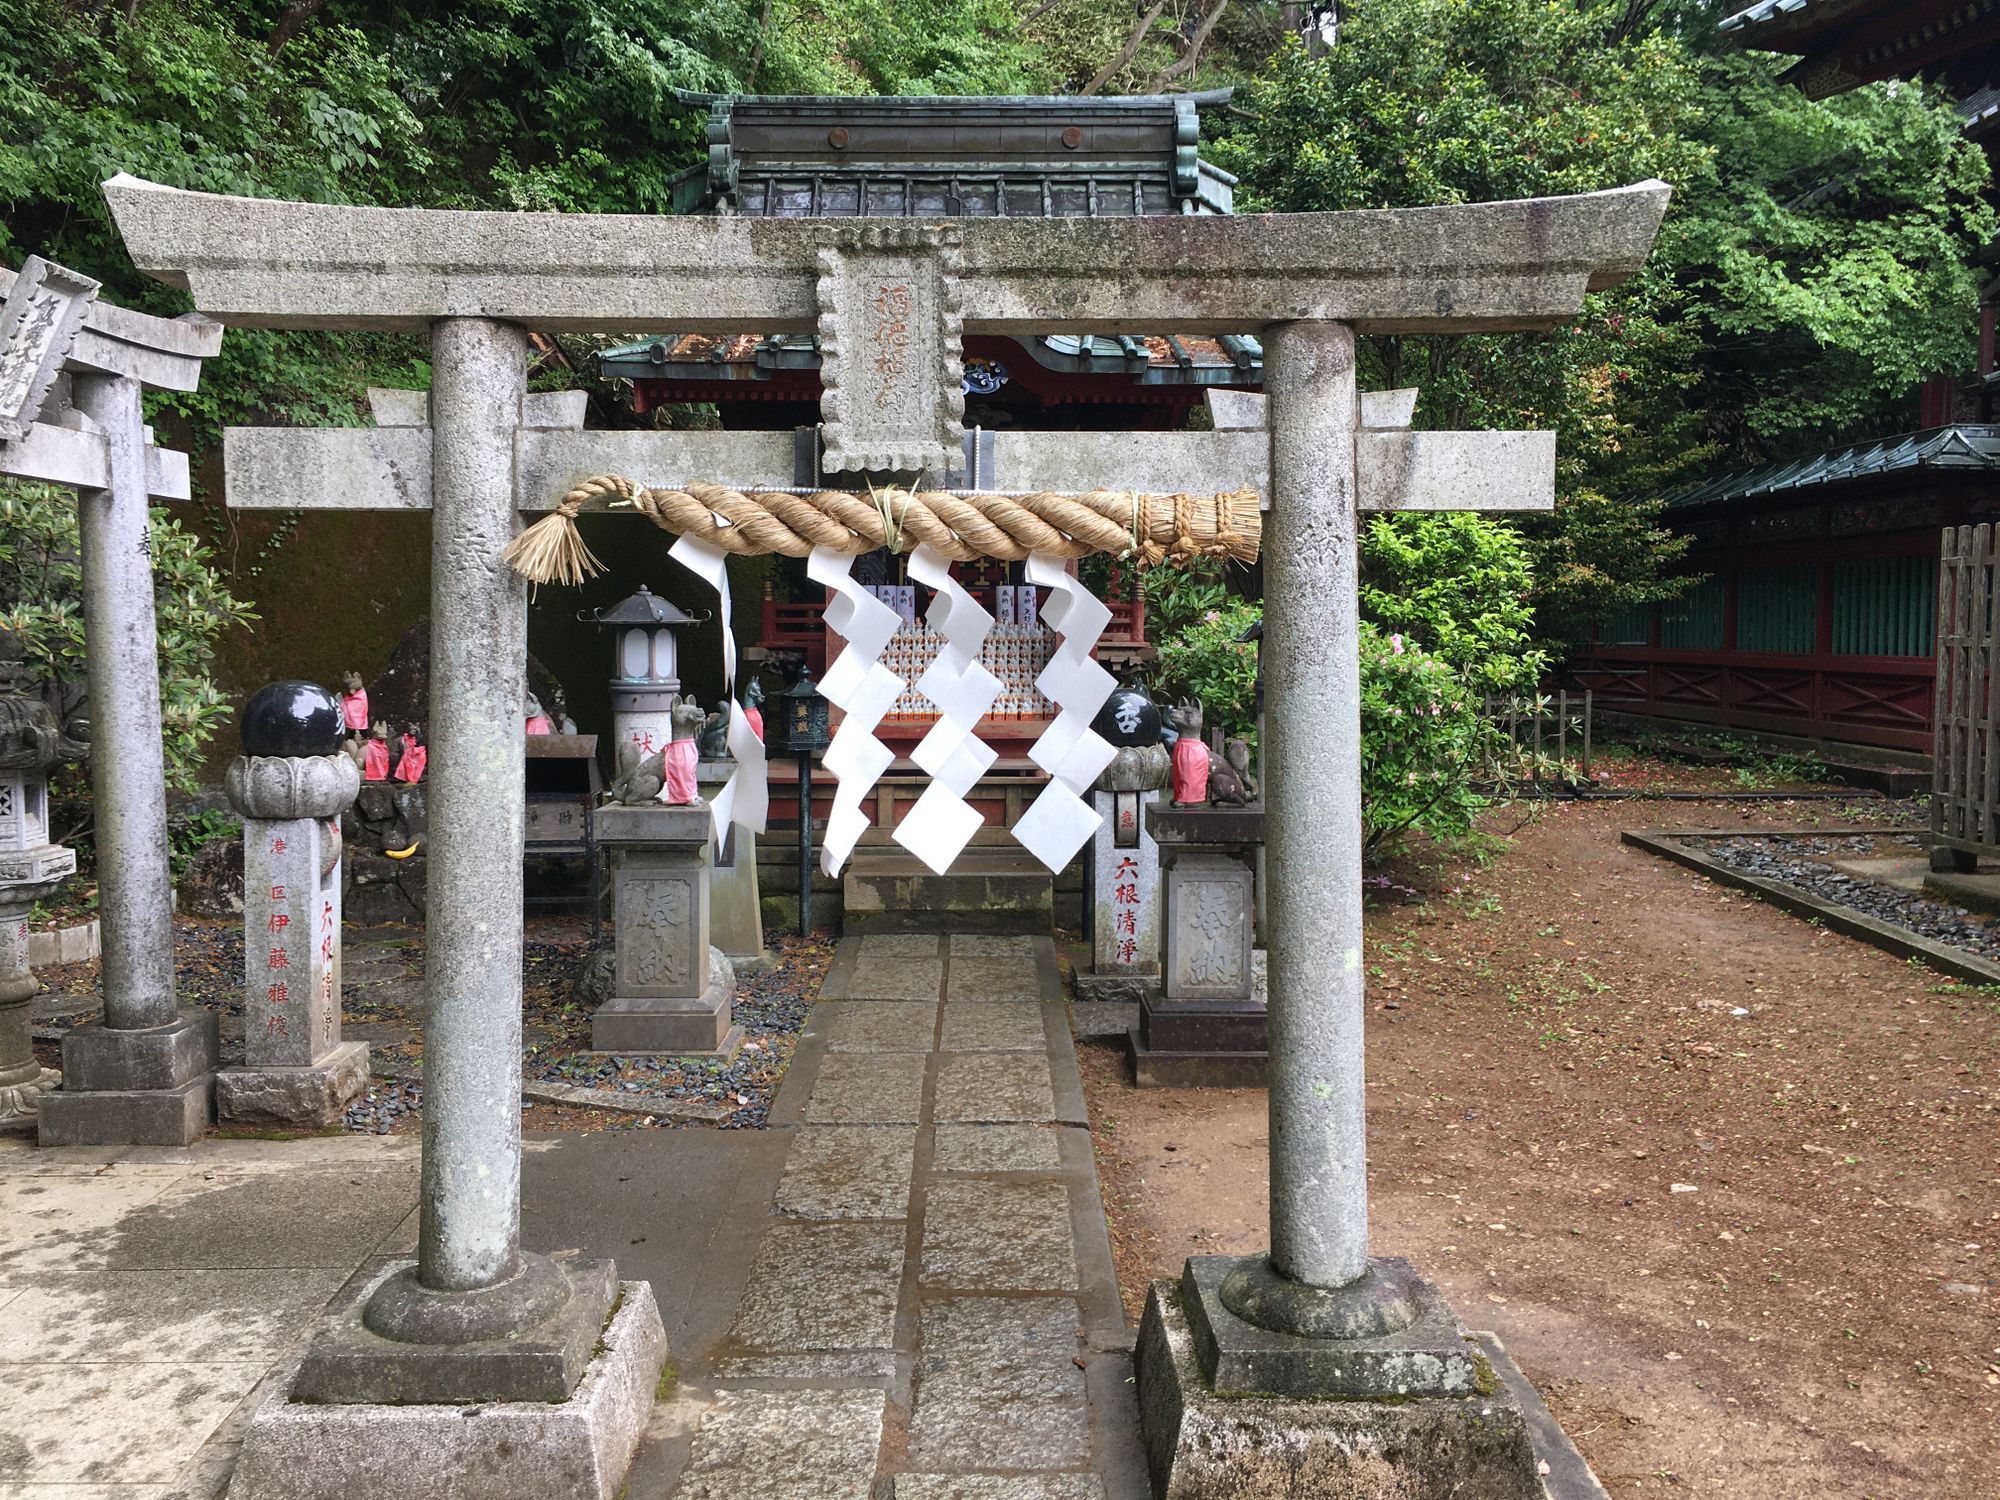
[667,532,769,852]
[808,546,905,877]
[1013,552,1116,871]
[893,543,1001,875]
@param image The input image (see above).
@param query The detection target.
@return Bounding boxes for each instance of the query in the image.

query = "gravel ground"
[1695,829,2000,964]
[32,913,832,1134]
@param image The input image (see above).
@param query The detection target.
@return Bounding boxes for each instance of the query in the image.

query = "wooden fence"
[1933,524,1999,859]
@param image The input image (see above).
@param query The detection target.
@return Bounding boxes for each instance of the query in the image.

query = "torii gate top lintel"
[101,172,1670,337]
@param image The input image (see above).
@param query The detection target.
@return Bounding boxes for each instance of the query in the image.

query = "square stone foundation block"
[1135,1270,1544,1500]
[217,1041,370,1128]
[590,1001,741,1058]
[225,1280,667,1500]
[37,1072,213,1147]
[1181,1255,1479,1398]
[295,1257,617,1405]
[57,1008,218,1092]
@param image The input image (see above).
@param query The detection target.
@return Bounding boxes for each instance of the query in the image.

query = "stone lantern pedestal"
[0,846,76,1134]
[1128,804,1266,1088]
[591,801,737,1056]
[218,750,369,1126]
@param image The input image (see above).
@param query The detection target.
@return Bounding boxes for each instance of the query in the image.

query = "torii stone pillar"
[100,171,1667,1500]
[0,257,223,1148]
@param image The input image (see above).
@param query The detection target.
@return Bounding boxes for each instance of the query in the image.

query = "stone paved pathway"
[665,932,1145,1500]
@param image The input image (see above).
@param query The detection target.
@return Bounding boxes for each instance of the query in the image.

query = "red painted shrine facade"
[1575,427,2000,755]
[597,91,1257,829]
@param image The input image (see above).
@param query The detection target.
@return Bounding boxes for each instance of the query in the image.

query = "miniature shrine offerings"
[875,580,1054,722]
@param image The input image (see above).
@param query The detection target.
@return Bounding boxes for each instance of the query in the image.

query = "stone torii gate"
[0,258,224,1147]
[103,173,1667,1498]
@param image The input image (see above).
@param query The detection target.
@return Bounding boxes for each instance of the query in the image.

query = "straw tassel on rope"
[502,476,1262,587]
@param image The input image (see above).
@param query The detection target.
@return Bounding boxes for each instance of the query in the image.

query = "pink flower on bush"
[1390,633,1405,654]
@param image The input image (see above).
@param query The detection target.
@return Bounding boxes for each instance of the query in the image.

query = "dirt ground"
[1081,791,2000,1498]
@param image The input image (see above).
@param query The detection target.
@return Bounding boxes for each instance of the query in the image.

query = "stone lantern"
[590,585,701,759]
[0,629,82,1133]
[766,668,831,935]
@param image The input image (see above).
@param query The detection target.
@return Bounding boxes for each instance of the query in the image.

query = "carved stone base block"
[39,1009,218,1147]
[590,947,739,1057]
[217,1039,369,1128]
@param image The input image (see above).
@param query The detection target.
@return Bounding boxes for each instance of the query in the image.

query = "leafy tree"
[1212,0,1993,647]
[0,482,255,831]
[1359,513,1541,693]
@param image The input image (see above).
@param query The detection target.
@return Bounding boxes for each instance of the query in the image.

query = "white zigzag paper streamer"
[668,534,768,853]
[808,546,905,878]
[893,543,1001,875]
[1012,552,1118,872]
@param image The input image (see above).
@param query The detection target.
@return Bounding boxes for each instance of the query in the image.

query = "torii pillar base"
[1135,1256,1547,1499]
[224,1266,666,1500]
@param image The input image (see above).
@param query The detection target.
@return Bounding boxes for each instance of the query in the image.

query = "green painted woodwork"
[1661,576,1725,651]
[1736,564,1817,654]
[1833,556,1936,659]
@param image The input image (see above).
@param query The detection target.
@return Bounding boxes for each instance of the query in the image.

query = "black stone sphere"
[1093,680,1163,748]
[240,680,343,757]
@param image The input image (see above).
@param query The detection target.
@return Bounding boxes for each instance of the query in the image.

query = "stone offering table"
[593,800,738,1056]
[1128,804,1265,1088]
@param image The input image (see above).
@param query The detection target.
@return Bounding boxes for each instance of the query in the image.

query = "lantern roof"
[592,585,699,628]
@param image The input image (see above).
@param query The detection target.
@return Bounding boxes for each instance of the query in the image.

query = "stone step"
[843,851,1054,935]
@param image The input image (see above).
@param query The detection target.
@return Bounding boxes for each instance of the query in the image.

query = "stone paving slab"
[863,934,947,958]
[907,1297,1091,1471]
[844,955,948,1001]
[933,1054,1057,1123]
[938,1001,1046,1052]
[0,1268,347,1363]
[947,935,1038,958]
[775,1127,917,1221]
[711,1351,899,1383]
[678,1388,886,1500]
[820,1001,939,1053]
[920,1179,1078,1292]
[1,1360,267,1481]
[893,1476,1107,1499]
[805,1054,929,1125]
[0,1486,177,1499]
[728,1223,906,1351]
[931,1124,1066,1174]
[944,953,1045,1002]
[0,1174,180,1276]
[100,1164,419,1271]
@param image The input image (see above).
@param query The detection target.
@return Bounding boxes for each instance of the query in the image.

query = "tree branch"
[1080,0,1167,96]
[267,0,330,54]
[746,0,775,88]
[1150,0,1229,90]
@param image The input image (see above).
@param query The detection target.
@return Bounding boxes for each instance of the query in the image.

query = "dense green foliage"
[0,484,254,826]
[1217,0,1994,644]
[0,0,1984,848]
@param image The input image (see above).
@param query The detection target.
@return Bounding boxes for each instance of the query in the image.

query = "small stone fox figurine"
[1208,737,1254,806]
[609,740,665,804]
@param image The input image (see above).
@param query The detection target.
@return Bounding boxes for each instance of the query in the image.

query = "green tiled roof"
[1665,425,2000,509]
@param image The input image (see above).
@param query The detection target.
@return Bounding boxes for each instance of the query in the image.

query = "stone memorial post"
[1077,751,1168,1003]
[591,798,737,1055]
[0,630,82,1133]
[218,681,369,1127]
[0,257,225,1148]
[102,170,1665,1499]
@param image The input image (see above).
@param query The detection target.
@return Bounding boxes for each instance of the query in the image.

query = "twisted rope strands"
[502,475,1262,586]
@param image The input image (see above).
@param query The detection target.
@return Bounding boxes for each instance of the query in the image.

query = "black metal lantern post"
[766,668,832,935]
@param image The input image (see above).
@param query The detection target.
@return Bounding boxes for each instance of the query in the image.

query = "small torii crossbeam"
[100,172,1669,1500]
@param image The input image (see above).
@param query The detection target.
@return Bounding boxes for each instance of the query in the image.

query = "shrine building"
[596,90,1261,928]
